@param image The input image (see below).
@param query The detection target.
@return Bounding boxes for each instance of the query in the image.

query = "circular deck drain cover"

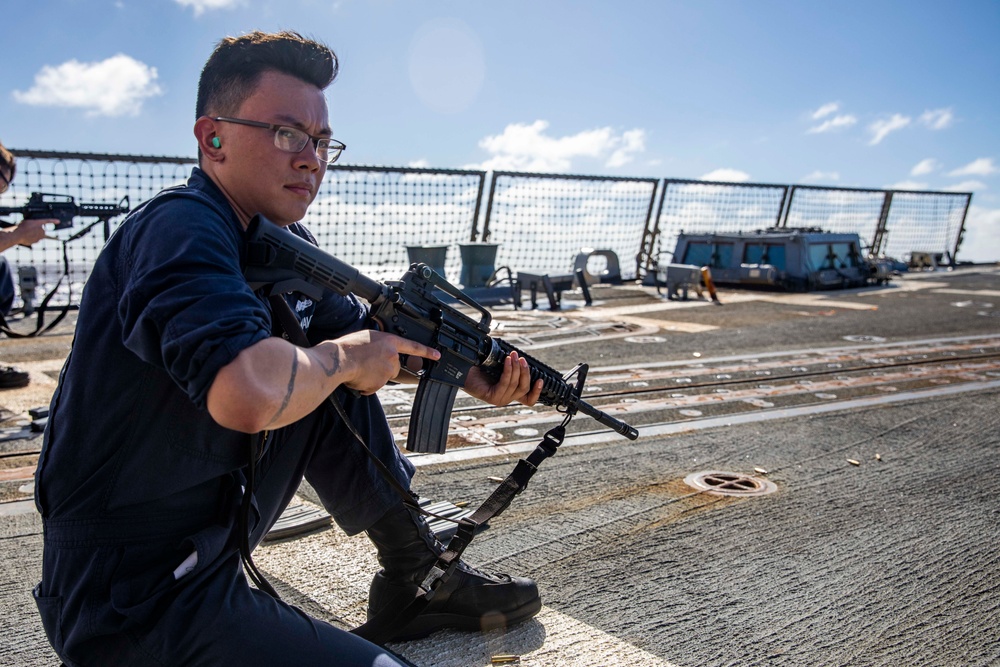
[624,335,667,344]
[683,470,777,497]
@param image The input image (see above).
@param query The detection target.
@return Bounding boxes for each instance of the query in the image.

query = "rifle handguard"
[478,338,639,441]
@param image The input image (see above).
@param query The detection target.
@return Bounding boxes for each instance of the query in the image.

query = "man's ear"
[194,116,223,161]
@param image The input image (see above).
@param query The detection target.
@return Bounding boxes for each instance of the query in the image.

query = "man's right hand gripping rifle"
[244,213,639,453]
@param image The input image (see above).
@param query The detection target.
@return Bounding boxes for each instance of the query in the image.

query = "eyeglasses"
[212,116,346,164]
[0,165,13,195]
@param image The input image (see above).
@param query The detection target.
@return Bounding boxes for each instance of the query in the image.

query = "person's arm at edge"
[0,218,49,253]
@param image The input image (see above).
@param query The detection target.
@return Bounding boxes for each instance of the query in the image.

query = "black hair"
[0,141,15,181]
[195,30,338,119]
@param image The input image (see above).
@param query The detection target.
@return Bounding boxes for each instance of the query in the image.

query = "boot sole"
[387,596,542,642]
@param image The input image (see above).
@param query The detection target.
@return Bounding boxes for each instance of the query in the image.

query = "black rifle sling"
[266,293,571,645]
[266,295,419,502]
[240,294,421,666]
[353,418,569,645]
[239,429,281,598]
[0,220,104,339]
[252,295,423,594]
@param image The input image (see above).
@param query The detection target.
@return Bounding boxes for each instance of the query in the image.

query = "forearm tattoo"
[315,349,341,378]
[265,347,342,427]
[266,349,299,427]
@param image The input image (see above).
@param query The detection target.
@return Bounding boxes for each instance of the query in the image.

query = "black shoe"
[0,366,29,389]
[368,562,541,641]
[366,500,541,641]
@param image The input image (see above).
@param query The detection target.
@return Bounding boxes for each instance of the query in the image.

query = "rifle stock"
[244,214,639,453]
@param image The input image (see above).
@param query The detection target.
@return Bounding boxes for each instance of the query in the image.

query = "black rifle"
[0,192,130,230]
[244,214,639,454]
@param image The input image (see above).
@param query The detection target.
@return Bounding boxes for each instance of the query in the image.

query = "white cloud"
[911,158,938,176]
[474,120,645,172]
[958,205,1000,263]
[407,159,431,169]
[13,54,162,117]
[948,158,998,177]
[807,114,857,134]
[919,108,954,130]
[806,106,953,141]
[801,170,840,183]
[175,0,241,15]
[700,168,751,183]
[943,180,986,192]
[886,180,929,191]
[868,114,911,145]
[811,102,840,119]
[605,129,646,168]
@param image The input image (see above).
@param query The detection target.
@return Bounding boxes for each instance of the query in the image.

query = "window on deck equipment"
[743,243,786,271]
[809,242,858,270]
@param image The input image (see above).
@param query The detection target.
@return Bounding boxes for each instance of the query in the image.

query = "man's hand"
[464,350,543,407]
[336,330,441,396]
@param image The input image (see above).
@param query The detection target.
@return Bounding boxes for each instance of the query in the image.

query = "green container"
[458,243,499,288]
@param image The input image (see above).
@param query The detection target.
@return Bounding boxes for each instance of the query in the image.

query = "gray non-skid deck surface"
[252,383,1000,667]
[2,267,999,666]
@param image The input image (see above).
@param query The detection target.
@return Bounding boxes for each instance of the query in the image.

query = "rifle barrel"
[571,397,639,440]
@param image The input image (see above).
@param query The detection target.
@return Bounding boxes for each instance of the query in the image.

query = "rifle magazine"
[406,379,458,454]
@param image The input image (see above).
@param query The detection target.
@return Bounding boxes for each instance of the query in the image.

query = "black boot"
[365,499,541,641]
[0,366,29,389]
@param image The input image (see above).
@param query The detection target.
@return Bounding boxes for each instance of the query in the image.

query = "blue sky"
[2,0,998,261]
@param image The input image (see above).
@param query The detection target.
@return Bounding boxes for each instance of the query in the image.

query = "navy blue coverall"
[34,168,414,666]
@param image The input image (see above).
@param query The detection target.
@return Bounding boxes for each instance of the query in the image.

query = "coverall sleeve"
[116,196,271,410]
